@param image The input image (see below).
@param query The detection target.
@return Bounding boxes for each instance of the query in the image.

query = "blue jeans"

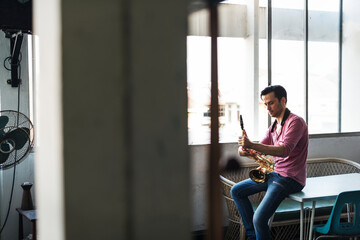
[230,172,304,240]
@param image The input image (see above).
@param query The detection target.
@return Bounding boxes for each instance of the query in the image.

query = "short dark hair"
[261,85,287,103]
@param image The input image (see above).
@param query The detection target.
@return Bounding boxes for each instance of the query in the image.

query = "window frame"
[187,0,359,145]
[266,0,354,139]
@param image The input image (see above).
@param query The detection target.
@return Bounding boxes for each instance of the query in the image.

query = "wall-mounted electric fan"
[0,110,34,169]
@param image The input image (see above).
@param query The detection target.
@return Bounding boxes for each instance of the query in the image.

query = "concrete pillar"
[34,0,190,239]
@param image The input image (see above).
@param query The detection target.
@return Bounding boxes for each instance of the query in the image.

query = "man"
[231,85,308,240]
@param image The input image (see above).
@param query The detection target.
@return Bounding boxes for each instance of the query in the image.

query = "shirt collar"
[271,108,291,133]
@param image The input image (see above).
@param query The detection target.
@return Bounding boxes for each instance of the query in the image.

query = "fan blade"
[0,152,9,164]
[0,116,9,137]
[22,127,30,136]
[4,127,30,150]
[0,116,9,129]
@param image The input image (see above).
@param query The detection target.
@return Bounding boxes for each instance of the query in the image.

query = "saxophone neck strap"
[271,108,290,133]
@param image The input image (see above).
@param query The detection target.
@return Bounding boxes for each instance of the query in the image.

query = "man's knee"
[230,185,238,199]
[253,210,268,230]
[231,184,247,199]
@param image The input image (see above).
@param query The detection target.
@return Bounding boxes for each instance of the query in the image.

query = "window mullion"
[254,0,259,138]
[267,0,272,128]
[339,0,343,133]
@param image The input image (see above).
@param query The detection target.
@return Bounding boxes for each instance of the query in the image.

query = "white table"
[288,173,360,240]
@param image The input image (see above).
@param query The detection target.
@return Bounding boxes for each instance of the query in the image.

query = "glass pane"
[187,36,256,144]
[187,36,211,145]
[272,0,304,10]
[308,0,339,134]
[187,1,260,144]
[342,0,360,132]
[272,0,305,120]
[218,37,254,142]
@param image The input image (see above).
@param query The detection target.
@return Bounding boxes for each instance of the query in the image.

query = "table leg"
[32,221,37,240]
[268,213,275,227]
[300,202,304,240]
[309,201,316,240]
[18,213,23,240]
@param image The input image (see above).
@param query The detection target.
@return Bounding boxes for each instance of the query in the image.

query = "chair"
[313,190,360,240]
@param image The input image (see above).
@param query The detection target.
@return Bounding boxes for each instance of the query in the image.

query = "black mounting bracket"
[4,30,23,87]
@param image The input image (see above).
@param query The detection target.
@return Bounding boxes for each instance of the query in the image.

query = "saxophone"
[240,115,274,183]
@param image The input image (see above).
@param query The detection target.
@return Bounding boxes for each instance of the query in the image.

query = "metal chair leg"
[268,213,275,227]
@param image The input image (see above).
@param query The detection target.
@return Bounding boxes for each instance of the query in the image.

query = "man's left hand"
[238,135,253,149]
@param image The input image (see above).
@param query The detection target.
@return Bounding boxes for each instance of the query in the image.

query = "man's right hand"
[238,146,251,157]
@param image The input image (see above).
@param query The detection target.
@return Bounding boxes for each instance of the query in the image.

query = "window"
[187,2,261,144]
[342,0,360,132]
[187,0,360,145]
[272,0,305,119]
[308,0,340,134]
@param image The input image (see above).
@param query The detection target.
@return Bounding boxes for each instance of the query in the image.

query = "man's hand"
[238,135,253,149]
[238,146,251,156]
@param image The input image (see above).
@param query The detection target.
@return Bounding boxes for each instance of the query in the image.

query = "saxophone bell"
[249,168,267,183]
[248,151,274,183]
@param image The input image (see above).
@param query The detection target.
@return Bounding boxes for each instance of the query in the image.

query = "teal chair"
[313,190,360,240]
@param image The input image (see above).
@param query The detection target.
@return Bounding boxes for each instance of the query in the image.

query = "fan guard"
[0,110,34,169]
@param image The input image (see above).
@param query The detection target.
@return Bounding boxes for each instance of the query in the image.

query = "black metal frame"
[4,30,24,88]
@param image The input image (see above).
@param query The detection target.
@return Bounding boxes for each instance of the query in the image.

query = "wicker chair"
[220,158,360,240]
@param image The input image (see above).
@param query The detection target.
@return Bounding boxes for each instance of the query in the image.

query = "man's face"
[262,92,285,118]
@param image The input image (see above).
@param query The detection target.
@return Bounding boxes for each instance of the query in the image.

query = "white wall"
[0,33,34,240]
[33,0,65,239]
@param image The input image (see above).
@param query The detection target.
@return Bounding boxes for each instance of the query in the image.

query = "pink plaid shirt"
[260,112,308,186]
